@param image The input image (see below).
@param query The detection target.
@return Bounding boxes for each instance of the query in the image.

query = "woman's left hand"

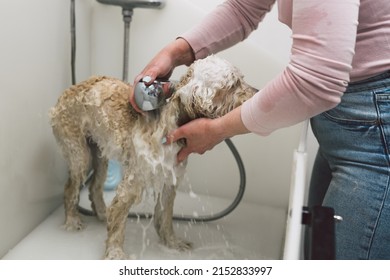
[164,118,225,163]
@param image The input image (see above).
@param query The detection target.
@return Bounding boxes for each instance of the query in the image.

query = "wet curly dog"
[50,55,256,259]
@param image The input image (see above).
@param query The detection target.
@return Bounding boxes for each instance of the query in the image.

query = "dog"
[49,55,257,259]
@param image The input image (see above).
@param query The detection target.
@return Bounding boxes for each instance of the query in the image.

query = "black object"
[96,0,165,9]
[302,206,338,260]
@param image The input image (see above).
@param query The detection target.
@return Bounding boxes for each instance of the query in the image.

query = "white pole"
[282,120,309,260]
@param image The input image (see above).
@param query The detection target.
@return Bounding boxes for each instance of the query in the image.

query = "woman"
[130,0,390,259]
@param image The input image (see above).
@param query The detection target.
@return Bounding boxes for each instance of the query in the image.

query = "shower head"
[96,0,165,9]
[134,78,175,111]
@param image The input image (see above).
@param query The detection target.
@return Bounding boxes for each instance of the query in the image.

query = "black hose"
[78,138,246,222]
[70,0,76,85]
[71,2,246,223]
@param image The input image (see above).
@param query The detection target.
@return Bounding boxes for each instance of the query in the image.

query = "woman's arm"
[241,0,360,135]
[182,0,276,59]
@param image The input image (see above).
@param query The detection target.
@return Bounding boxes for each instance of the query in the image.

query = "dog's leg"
[62,139,91,231]
[154,184,192,251]
[88,140,108,222]
[63,176,84,231]
[104,173,140,260]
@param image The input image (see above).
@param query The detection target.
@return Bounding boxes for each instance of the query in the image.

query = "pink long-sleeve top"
[181,0,390,135]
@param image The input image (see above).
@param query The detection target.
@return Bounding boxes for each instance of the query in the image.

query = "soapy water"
[123,187,237,259]
[139,217,154,259]
[76,179,267,259]
[101,166,238,258]
[120,213,259,260]
[92,128,255,259]
[130,127,185,194]
[109,127,218,220]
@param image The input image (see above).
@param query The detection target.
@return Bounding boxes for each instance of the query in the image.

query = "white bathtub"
[2,189,286,260]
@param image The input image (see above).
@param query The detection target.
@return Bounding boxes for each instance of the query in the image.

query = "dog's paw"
[92,203,107,222]
[62,216,85,231]
[165,238,193,252]
[95,211,107,222]
[104,247,132,260]
[176,239,193,251]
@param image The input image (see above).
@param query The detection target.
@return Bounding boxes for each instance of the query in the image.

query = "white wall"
[0,0,93,257]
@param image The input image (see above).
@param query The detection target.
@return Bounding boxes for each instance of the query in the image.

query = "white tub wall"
[91,0,302,208]
[0,0,93,258]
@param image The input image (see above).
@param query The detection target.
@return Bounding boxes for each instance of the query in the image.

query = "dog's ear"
[209,81,257,118]
[211,86,238,113]
[176,102,192,126]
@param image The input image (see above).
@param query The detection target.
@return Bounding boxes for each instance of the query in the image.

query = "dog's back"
[50,76,138,160]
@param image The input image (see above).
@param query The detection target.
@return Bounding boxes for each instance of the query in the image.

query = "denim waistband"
[324,70,390,123]
[345,70,390,94]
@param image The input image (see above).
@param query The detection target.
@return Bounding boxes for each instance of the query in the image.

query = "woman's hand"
[129,38,195,112]
[165,118,225,163]
[165,107,251,163]
[129,50,176,113]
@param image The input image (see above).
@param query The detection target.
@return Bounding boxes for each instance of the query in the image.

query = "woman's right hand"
[129,38,195,112]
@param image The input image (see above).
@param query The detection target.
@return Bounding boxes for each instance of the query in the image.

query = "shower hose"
[70,0,246,222]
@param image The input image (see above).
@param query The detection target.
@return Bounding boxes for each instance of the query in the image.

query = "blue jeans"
[309,71,390,259]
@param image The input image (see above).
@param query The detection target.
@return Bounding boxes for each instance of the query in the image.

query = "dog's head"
[169,55,257,123]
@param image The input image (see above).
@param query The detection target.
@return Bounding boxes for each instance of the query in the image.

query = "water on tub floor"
[3,189,286,260]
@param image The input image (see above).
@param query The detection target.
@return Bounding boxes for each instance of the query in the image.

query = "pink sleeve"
[242,0,360,135]
[182,0,360,136]
[181,0,276,59]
